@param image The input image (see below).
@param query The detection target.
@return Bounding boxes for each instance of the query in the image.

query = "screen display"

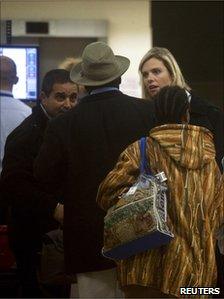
[0,45,39,101]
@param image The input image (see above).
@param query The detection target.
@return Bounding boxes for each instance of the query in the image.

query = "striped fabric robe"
[97,124,224,298]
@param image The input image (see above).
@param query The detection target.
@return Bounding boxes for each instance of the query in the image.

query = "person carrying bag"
[102,137,174,260]
[97,86,224,298]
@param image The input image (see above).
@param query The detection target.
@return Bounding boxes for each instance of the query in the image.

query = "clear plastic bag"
[103,171,174,260]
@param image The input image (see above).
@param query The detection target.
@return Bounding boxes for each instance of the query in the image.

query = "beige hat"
[70,42,130,86]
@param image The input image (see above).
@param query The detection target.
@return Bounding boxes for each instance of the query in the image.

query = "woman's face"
[141,57,172,98]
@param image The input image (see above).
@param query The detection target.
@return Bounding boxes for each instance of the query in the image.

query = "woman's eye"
[153,69,161,75]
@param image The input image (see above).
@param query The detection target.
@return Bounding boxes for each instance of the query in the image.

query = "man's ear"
[14,76,19,84]
[40,91,47,104]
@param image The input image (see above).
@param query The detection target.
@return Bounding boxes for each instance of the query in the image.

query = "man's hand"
[53,203,64,225]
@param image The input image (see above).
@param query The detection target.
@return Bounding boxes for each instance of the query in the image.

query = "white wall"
[1,0,152,97]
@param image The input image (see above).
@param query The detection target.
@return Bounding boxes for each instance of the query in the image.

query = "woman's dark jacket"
[189,92,224,295]
[189,93,223,169]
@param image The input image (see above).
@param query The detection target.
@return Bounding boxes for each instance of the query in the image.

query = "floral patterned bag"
[102,137,174,260]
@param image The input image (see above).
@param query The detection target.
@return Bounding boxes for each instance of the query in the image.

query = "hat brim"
[70,55,130,86]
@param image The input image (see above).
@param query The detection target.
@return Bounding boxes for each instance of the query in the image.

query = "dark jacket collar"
[190,92,208,115]
[80,90,123,104]
[31,104,49,129]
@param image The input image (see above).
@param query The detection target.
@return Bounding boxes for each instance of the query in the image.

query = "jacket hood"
[149,124,215,170]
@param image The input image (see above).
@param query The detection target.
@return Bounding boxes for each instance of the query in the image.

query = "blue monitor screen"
[0,45,39,101]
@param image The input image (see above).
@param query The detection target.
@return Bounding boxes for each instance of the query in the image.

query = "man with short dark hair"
[34,42,155,298]
[0,69,78,297]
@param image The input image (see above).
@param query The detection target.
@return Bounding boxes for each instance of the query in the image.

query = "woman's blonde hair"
[139,47,191,99]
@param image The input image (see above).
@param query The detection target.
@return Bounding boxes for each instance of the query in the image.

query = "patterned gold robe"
[97,124,224,298]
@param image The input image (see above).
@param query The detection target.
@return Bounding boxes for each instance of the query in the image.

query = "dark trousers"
[215,245,224,298]
[123,285,175,298]
[14,249,43,298]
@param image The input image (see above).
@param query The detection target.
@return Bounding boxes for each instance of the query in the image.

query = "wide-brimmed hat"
[70,42,130,86]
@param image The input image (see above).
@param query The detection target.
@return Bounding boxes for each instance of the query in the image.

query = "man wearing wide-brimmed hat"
[34,42,154,298]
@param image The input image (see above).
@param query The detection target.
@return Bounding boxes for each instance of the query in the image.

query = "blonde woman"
[138,47,223,170]
[139,47,190,99]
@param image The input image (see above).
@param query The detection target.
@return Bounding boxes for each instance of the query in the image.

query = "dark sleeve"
[34,121,66,200]
[0,126,58,221]
[190,94,224,170]
[207,106,224,169]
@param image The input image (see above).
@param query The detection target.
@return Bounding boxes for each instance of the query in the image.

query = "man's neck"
[0,84,13,92]
[89,86,119,95]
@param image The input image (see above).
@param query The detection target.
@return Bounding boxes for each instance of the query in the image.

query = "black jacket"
[190,93,224,169]
[189,93,224,295]
[34,90,155,273]
[0,105,57,250]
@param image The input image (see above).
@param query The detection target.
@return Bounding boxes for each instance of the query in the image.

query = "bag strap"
[139,137,152,175]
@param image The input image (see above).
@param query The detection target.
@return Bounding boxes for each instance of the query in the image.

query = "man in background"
[0,69,78,297]
[34,42,155,298]
[0,55,31,174]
